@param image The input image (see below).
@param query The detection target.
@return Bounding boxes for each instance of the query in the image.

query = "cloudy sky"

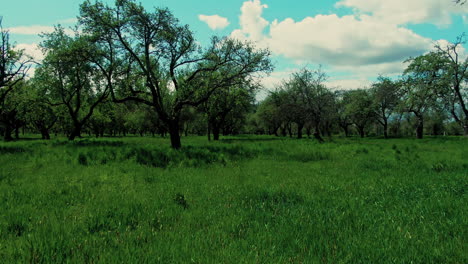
[2,0,467,95]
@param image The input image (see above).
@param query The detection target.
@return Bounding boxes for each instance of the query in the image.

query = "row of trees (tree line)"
[257,35,467,140]
[0,0,467,148]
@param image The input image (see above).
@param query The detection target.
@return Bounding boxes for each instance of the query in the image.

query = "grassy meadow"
[0,135,466,263]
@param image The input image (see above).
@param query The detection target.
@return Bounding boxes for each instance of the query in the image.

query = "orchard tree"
[371,76,401,138]
[79,0,272,149]
[203,82,256,141]
[335,90,353,137]
[0,17,32,141]
[256,95,282,136]
[38,27,110,140]
[23,79,57,139]
[288,68,334,142]
[434,35,468,135]
[345,89,375,138]
[402,53,444,139]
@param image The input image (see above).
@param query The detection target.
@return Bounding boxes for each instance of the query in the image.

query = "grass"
[0,135,466,263]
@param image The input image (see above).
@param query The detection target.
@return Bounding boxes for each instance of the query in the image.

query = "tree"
[38,26,110,140]
[345,89,375,138]
[371,76,401,138]
[335,90,353,137]
[203,82,255,141]
[0,17,32,141]
[256,95,282,136]
[79,0,272,149]
[434,35,468,136]
[22,80,57,139]
[288,68,334,142]
[401,53,443,139]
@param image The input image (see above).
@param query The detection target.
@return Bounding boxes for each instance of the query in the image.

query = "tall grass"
[0,136,466,263]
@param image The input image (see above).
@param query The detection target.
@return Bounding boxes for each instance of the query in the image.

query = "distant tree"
[0,17,32,141]
[38,26,110,140]
[288,68,334,142]
[345,89,375,138]
[256,95,282,136]
[1,80,29,140]
[79,0,272,149]
[401,54,444,139]
[371,76,401,138]
[434,35,468,136]
[23,80,58,139]
[334,90,353,137]
[203,82,255,141]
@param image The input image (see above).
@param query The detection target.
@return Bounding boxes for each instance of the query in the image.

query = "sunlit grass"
[0,136,466,263]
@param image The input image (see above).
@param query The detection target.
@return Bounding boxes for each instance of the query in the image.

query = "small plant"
[174,193,189,209]
[431,162,449,173]
[77,153,88,166]
[356,148,369,154]
[7,221,26,237]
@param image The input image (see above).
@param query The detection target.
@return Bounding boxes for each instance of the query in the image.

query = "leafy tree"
[79,0,272,148]
[38,26,110,140]
[434,35,468,136]
[0,17,32,141]
[345,89,375,138]
[334,90,354,137]
[402,53,444,139]
[23,80,57,139]
[203,83,255,140]
[256,95,282,136]
[287,68,334,142]
[371,76,401,138]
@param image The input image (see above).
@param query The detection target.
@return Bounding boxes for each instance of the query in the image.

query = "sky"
[1,0,467,98]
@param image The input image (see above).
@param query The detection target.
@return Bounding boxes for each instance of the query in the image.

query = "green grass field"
[0,136,466,263]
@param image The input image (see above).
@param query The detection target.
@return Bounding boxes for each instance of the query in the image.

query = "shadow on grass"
[53,140,126,147]
[73,144,258,168]
[0,146,26,154]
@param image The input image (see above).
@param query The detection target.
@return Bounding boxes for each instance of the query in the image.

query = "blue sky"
[2,0,467,95]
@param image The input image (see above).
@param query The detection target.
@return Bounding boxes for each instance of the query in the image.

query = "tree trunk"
[281,126,287,137]
[213,125,220,141]
[41,129,51,140]
[463,118,468,136]
[14,127,19,139]
[416,116,424,139]
[314,127,324,143]
[358,126,365,138]
[383,121,388,139]
[297,123,304,139]
[68,124,82,141]
[3,123,13,141]
[342,125,349,137]
[288,124,293,138]
[168,120,182,149]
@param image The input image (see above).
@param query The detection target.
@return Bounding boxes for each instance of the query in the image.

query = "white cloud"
[335,0,468,26]
[231,1,433,69]
[59,18,78,24]
[7,25,75,35]
[15,43,43,62]
[229,0,463,90]
[7,25,56,35]
[198,14,230,30]
[231,0,269,42]
[326,78,371,90]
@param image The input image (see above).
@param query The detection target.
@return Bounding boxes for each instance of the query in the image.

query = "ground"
[0,135,466,263]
